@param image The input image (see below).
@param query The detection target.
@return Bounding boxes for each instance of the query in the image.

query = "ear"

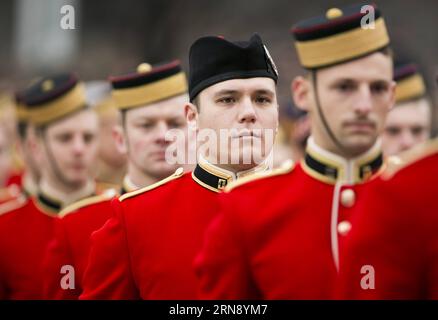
[31,131,45,165]
[185,103,199,132]
[388,80,397,111]
[291,76,311,112]
[112,125,128,155]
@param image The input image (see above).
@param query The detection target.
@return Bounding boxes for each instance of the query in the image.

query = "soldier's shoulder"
[119,167,186,202]
[59,188,118,218]
[0,195,28,217]
[0,184,21,203]
[225,160,295,193]
[383,138,438,179]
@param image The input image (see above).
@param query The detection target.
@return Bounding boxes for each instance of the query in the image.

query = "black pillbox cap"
[188,33,278,102]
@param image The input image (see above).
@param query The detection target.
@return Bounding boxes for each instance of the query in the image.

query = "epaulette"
[0,195,28,216]
[383,138,438,179]
[119,167,185,202]
[0,184,21,202]
[59,188,118,218]
[224,160,295,193]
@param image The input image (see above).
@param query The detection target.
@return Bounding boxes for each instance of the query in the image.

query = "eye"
[371,82,389,95]
[385,127,400,136]
[334,81,356,93]
[168,120,185,129]
[217,96,236,105]
[139,122,154,129]
[83,133,95,144]
[411,126,425,136]
[255,96,272,105]
[56,134,72,143]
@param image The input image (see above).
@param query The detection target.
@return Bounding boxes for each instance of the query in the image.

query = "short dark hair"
[192,95,201,112]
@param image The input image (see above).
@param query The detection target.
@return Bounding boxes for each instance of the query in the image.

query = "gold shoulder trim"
[119,167,185,202]
[59,189,118,218]
[224,160,295,193]
[0,195,28,216]
[383,138,438,179]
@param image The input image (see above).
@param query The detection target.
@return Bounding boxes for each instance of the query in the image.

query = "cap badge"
[263,45,279,77]
[326,8,343,19]
[42,80,54,92]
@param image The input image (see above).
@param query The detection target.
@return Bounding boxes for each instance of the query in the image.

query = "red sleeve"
[429,234,438,299]
[43,218,79,299]
[194,193,261,299]
[80,199,139,300]
[0,249,6,299]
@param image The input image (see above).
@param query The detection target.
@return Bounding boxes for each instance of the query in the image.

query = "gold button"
[137,63,152,73]
[387,156,403,166]
[341,189,355,207]
[175,167,184,176]
[326,8,343,19]
[41,79,54,92]
[338,221,352,236]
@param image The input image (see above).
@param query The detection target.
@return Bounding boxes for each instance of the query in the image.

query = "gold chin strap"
[310,70,349,155]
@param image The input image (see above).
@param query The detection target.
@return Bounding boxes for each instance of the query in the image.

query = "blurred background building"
[0,0,437,132]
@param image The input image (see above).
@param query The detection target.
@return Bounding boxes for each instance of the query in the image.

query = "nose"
[72,135,86,155]
[154,121,171,146]
[398,129,415,152]
[237,97,257,124]
[353,85,373,116]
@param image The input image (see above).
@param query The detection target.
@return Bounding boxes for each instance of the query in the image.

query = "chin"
[343,136,376,155]
[150,163,178,177]
[67,177,87,188]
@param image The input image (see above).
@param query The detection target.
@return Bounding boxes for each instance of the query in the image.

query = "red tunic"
[195,139,384,299]
[42,190,117,299]
[81,161,268,300]
[336,140,438,299]
[0,187,101,299]
[0,197,56,299]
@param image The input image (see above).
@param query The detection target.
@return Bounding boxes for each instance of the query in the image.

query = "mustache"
[343,118,377,127]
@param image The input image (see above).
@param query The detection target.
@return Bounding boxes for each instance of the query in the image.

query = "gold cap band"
[395,74,426,103]
[295,18,390,69]
[112,72,188,110]
[28,83,87,126]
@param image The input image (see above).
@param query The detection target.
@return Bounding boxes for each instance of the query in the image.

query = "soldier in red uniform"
[0,93,23,204]
[42,60,190,299]
[194,4,397,299]
[336,137,438,299]
[381,63,432,157]
[0,73,100,299]
[8,93,41,198]
[80,33,279,299]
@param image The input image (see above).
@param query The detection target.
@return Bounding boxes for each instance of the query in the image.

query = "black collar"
[302,138,384,184]
[191,158,269,192]
[36,192,62,214]
[120,186,130,196]
[192,164,231,193]
[36,190,96,215]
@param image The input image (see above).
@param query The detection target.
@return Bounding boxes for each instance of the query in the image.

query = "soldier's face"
[382,98,431,157]
[294,52,395,157]
[118,94,187,180]
[39,110,99,187]
[195,77,278,171]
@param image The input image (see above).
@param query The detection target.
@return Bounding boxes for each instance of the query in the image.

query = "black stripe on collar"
[192,164,229,192]
[37,193,62,213]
